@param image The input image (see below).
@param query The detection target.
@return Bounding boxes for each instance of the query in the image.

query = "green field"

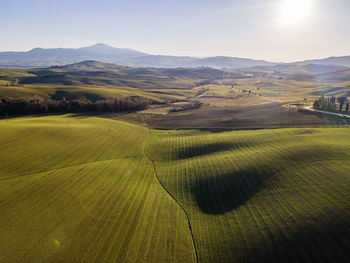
[0,116,195,263]
[1,63,350,127]
[0,63,200,103]
[0,83,186,103]
[1,115,349,262]
[146,127,350,263]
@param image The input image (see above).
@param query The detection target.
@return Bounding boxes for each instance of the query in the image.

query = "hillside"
[1,115,349,263]
[296,55,350,68]
[0,61,245,92]
[239,63,350,82]
[0,61,248,103]
[147,127,350,263]
[0,116,195,263]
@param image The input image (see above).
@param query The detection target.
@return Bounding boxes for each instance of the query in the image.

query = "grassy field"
[146,127,350,263]
[144,102,350,129]
[229,78,350,103]
[0,116,195,263]
[0,115,349,263]
[1,64,350,127]
[0,83,186,103]
[0,64,199,103]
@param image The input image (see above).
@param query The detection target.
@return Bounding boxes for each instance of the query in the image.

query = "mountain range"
[1,43,350,69]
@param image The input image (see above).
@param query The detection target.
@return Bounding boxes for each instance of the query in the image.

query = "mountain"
[126,55,274,68]
[187,56,274,68]
[295,56,350,68]
[78,43,147,58]
[0,44,276,69]
[0,44,148,68]
[238,63,350,82]
[1,44,349,69]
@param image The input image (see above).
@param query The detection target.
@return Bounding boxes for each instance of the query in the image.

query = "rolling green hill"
[1,114,349,262]
[239,63,350,83]
[1,61,350,106]
[0,116,195,263]
[146,127,350,263]
[0,62,230,103]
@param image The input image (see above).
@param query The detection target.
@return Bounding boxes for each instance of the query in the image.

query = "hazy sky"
[1,0,350,62]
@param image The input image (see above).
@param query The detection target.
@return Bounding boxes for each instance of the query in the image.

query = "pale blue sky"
[1,0,350,61]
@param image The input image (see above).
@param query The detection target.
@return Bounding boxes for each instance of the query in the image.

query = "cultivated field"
[146,127,350,263]
[144,102,350,129]
[1,115,349,262]
[0,116,195,263]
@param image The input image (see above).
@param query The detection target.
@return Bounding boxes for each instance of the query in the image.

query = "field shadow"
[191,144,334,215]
[192,166,266,215]
[67,112,105,118]
[68,112,137,119]
[255,217,350,263]
[177,142,241,160]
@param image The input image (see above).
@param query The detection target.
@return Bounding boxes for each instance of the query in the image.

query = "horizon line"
[0,43,349,64]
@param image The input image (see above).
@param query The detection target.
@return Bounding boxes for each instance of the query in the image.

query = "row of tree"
[0,96,151,115]
[313,96,349,112]
[169,101,202,112]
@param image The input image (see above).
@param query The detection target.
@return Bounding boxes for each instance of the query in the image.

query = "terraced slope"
[0,116,195,263]
[146,128,350,263]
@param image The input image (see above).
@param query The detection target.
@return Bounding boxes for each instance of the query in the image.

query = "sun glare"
[280,0,312,26]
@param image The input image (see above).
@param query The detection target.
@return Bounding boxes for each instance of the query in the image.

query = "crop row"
[0,116,195,263]
[147,128,350,263]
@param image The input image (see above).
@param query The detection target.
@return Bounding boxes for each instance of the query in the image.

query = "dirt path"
[303,106,350,119]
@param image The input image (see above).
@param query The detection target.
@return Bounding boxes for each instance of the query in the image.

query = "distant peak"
[78,43,147,56]
[82,43,116,50]
[89,43,113,48]
[29,47,44,52]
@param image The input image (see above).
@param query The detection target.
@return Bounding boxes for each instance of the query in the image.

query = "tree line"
[313,96,349,112]
[0,96,151,115]
[169,101,202,112]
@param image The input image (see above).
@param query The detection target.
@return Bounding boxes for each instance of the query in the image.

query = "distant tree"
[0,96,151,115]
[313,100,321,110]
[346,102,349,113]
[337,96,348,111]
[313,96,336,111]
[331,96,336,105]
[319,96,327,109]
